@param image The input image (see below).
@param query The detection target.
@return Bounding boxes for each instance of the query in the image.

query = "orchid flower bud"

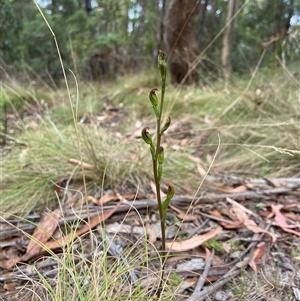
[160,116,171,135]
[161,183,175,222]
[166,182,175,200]
[149,88,160,118]
[141,127,152,145]
[158,146,164,164]
[158,50,168,81]
[149,88,158,107]
[157,147,164,182]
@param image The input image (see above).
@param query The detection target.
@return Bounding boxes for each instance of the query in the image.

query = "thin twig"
[186,249,215,301]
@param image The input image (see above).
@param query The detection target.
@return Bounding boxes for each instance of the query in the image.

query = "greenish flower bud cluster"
[158,50,168,82]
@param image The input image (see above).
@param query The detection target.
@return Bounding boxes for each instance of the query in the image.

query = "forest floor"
[1,66,300,300]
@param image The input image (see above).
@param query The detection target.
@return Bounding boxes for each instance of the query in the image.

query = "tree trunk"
[197,0,208,46]
[212,0,219,18]
[273,0,284,54]
[165,0,199,85]
[221,0,237,81]
[85,0,92,15]
[51,0,59,14]
[199,0,209,29]
[158,0,166,51]
[285,0,294,33]
[137,0,146,60]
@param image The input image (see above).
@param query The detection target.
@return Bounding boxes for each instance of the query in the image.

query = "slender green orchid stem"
[141,51,172,298]
[153,66,167,298]
[154,81,166,247]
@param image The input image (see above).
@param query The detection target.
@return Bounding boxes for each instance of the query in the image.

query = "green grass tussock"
[1,63,299,216]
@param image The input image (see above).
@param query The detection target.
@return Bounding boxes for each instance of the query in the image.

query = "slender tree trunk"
[51,0,59,14]
[212,0,218,18]
[273,0,284,54]
[85,0,92,15]
[271,0,294,68]
[158,0,166,51]
[138,0,146,59]
[197,0,208,46]
[199,0,208,29]
[165,0,199,85]
[221,0,237,81]
[285,0,294,33]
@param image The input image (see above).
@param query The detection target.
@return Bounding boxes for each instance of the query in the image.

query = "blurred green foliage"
[0,0,299,84]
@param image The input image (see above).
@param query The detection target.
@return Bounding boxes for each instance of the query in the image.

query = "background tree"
[271,0,295,62]
[158,0,166,51]
[0,0,299,84]
[0,0,22,76]
[221,0,237,81]
[165,0,199,85]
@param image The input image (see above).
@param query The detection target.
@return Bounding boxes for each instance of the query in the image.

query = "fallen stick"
[186,249,215,301]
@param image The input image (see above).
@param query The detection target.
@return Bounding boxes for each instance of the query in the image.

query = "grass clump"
[1,62,299,301]
[6,212,181,301]
[1,122,153,215]
[2,61,299,216]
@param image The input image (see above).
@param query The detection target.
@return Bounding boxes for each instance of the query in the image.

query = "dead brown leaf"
[2,245,21,260]
[222,185,248,194]
[0,248,5,261]
[146,222,157,244]
[87,193,140,205]
[166,227,222,252]
[248,242,266,272]
[0,255,22,269]
[226,197,258,217]
[284,212,300,221]
[264,177,281,187]
[68,158,94,169]
[244,219,277,243]
[271,204,300,237]
[95,194,118,205]
[204,246,211,262]
[3,281,16,291]
[44,203,121,250]
[226,199,276,243]
[222,242,231,253]
[22,209,61,261]
[170,205,197,221]
[223,198,276,242]
[230,204,248,223]
[209,209,241,229]
[197,164,207,177]
[150,181,166,198]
